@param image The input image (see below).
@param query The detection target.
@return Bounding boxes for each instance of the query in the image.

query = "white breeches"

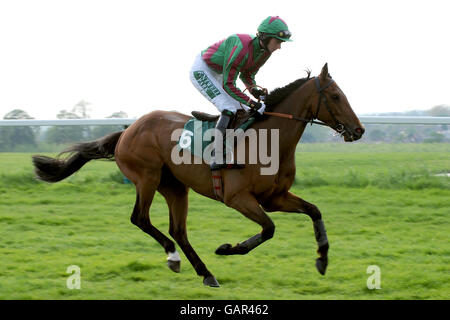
[189,53,248,114]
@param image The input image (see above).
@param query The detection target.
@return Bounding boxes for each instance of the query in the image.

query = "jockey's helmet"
[257,16,292,42]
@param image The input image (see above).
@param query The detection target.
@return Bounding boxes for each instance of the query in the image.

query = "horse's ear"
[320,63,329,80]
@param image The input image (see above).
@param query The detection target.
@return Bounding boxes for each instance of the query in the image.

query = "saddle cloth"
[177,110,255,158]
[177,110,256,202]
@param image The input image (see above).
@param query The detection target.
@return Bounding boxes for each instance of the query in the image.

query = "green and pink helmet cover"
[257,16,292,42]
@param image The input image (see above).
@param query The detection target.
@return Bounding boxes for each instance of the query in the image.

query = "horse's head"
[309,63,365,142]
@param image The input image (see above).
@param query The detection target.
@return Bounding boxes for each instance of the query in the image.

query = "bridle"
[312,77,346,133]
[263,77,347,135]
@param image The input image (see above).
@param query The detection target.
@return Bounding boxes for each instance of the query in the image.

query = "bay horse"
[32,63,364,287]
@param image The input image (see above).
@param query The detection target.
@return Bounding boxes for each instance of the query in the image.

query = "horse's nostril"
[355,127,365,135]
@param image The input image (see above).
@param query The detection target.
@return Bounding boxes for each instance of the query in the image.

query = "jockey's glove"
[250,103,266,120]
[250,88,267,100]
[255,101,266,115]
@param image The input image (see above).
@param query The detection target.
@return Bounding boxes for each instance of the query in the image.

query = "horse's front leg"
[262,192,329,275]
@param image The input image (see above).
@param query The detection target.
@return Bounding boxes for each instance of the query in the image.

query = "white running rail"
[0,116,449,127]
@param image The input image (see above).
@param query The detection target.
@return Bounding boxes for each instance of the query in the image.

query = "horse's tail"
[32,131,123,183]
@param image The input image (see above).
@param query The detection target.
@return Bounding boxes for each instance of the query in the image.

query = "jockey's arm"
[222,45,259,108]
[239,52,271,101]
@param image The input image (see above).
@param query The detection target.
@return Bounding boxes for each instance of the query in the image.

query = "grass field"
[0,143,449,300]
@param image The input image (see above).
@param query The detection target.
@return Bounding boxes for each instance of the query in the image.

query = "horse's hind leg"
[158,170,219,287]
[131,178,179,272]
[216,191,275,256]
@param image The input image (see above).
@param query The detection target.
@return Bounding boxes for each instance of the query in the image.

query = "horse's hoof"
[167,260,180,273]
[316,257,328,275]
[203,276,220,287]
[215,243,232,255]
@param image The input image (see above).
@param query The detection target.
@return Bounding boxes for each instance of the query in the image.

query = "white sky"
[0,0,449,119]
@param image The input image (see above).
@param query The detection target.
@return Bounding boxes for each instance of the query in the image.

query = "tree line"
[0,101,129,152]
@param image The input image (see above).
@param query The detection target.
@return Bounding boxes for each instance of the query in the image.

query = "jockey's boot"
[210,110,245,170]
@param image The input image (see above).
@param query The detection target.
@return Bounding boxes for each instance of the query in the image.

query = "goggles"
[268,30,291,40]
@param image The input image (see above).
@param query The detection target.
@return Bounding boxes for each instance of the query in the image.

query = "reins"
[263,77,346,133]
[263,111,329,127]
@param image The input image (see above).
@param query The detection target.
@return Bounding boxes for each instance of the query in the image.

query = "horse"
[32,63,364,287]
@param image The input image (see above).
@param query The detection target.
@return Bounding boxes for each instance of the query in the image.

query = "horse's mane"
[265,70,312,111]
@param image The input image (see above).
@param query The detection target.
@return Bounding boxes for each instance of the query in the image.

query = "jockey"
[189,16,292,170]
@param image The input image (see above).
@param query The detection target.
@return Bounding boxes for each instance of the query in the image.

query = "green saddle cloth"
[178,117,255,158]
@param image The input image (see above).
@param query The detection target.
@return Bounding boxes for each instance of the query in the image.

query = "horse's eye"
[331,94,339,100]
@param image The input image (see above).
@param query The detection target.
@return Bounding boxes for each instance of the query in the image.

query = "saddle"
[191,109,254,130]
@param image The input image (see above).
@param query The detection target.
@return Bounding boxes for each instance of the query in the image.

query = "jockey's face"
[267,38,283,53]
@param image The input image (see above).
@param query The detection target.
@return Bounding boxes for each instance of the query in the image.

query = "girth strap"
[211,170,224,202]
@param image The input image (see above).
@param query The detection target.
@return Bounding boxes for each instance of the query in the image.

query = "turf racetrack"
[0,143,448,299]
